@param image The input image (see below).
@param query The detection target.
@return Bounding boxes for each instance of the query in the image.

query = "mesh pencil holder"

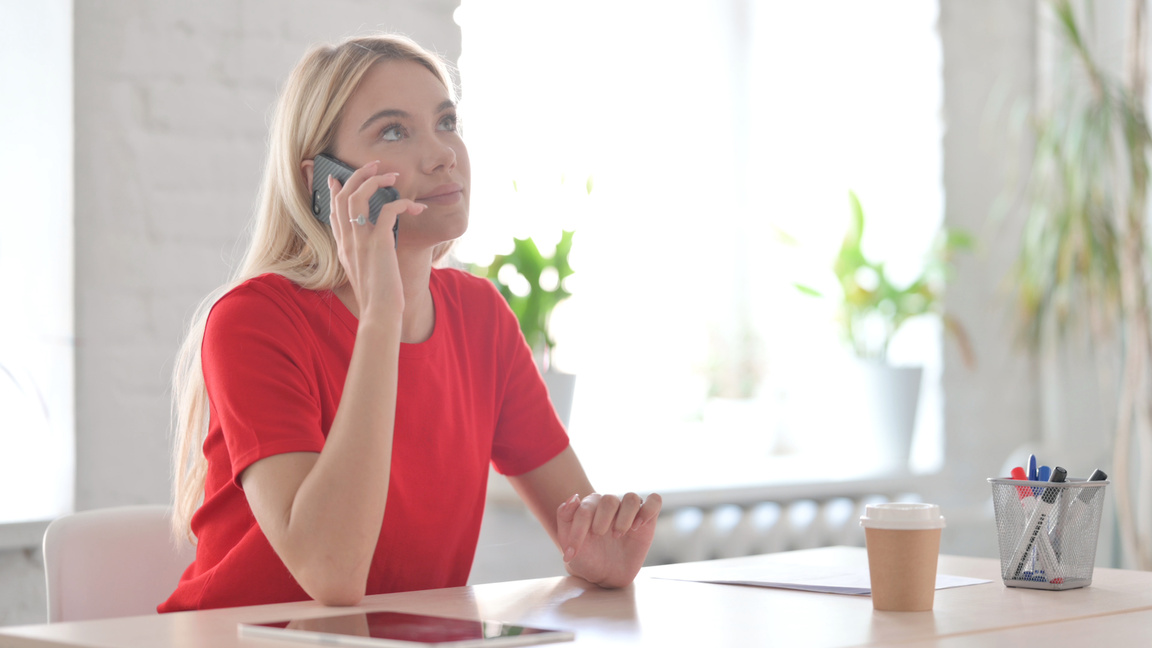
[988,477,1109,590]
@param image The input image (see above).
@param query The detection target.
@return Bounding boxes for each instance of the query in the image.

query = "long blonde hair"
[171,34,457,539]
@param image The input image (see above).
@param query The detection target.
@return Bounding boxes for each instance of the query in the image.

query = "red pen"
[1010,466,1036,515]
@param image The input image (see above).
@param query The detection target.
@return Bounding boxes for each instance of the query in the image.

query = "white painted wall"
[936,0,1039,557]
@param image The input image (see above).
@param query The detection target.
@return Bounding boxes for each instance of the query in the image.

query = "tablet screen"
[238,611,575,648]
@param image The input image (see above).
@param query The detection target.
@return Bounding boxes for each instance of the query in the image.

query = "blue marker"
[1038,465,1051,483]
[1028,454,1038,481]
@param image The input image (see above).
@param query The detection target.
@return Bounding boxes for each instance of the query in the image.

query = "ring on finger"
[351,214,367,226]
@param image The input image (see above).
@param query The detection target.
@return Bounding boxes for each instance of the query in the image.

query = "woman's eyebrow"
[359,109,408,133]
[358,101,457,133]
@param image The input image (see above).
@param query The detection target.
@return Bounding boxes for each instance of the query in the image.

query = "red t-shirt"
[159,268,569,612]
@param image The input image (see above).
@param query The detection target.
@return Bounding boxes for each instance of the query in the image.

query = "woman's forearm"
[244,314,401,605]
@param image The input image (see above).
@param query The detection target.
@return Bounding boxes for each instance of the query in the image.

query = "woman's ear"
[301,158,315,189]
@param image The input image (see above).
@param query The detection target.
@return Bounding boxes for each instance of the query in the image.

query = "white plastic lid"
[859,502,946,530]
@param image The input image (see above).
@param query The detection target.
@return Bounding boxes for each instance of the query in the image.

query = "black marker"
[1054,468,1108,565]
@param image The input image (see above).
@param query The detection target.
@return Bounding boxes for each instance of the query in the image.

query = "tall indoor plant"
[1015,0,1152,569]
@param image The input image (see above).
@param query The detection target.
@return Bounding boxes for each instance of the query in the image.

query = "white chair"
[42,505,196,622]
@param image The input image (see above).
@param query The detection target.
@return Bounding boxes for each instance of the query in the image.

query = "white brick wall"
[72,0,461,512]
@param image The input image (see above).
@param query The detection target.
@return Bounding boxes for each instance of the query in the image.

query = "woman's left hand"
[556,492,662,588]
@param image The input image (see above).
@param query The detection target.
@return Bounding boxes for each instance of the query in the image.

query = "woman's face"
[326,59,470,249]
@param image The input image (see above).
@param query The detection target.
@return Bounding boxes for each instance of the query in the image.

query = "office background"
[0,0,1128,626]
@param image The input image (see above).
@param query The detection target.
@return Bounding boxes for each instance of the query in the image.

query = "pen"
[1033,466,1064,579]
[1011,465,1039,573]
[1010,467,1065,581]
[1057,469,1108,562]
[1028,454,1039,495]
[1049,465,1069,560]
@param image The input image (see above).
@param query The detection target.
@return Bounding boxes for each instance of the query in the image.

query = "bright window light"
[0,0,74,524]
[456,0,943,492]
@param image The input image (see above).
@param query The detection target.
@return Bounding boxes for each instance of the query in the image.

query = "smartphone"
[311,153,400,245]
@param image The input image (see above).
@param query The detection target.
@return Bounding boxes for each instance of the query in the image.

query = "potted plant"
[474,231,575,365]
[1013,0,1152,569]
[797,191,973,472]
[469,176,589,427]
[797,191,974,363]
[471,231,576,426]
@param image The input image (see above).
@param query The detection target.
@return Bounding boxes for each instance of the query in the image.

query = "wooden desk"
[2,547,1150,647]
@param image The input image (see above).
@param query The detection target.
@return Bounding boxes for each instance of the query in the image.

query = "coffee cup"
[859,502,946,611]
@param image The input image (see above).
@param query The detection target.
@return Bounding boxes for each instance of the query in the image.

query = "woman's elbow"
[305,579,365,607]
[297,564,368,607]
[314,587,364,608]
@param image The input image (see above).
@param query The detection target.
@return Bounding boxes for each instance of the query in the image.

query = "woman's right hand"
[327,160,426,318]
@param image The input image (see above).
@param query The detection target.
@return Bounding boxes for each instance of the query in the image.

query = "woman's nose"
[422,139,457,174]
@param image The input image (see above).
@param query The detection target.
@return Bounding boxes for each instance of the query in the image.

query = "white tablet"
[238,611,575,648]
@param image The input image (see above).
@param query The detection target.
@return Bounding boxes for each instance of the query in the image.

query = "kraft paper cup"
[860,503,946,611]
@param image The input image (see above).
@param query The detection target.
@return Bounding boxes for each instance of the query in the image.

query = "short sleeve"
[485,282,570,476]
[202,281,326,487]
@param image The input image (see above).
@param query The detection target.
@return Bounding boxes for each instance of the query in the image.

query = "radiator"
[645,481,925,566]
[471,476,928,584]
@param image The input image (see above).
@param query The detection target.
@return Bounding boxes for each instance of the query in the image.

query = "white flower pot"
[850,360,922,474]
[543,368,577,429]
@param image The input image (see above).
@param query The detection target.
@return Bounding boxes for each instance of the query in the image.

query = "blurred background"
[3,0,1148,626]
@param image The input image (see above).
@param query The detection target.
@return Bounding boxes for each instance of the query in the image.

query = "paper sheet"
[650,562,991,596]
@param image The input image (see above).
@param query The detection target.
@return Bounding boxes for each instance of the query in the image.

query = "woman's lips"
[416,183,464,205]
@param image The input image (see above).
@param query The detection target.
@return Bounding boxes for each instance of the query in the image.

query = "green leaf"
[472,225,578,357]
[794,283,823,298]
[797,189,971,361]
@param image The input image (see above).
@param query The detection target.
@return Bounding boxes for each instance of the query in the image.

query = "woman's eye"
[380,124,405,141]
[438,114,458,132]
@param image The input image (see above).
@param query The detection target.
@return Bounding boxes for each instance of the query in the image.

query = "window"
[0,0,74,524]
[455,0,943,492]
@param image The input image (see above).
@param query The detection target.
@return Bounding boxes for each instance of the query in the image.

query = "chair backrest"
[42,505,196,622]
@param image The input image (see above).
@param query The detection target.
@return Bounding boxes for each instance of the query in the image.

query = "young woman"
[160,34,661,613]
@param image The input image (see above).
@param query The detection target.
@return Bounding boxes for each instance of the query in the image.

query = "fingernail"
[631,520,642,532]
[564,546,575,561]
[613,530,622,539]
[327,175,334,187]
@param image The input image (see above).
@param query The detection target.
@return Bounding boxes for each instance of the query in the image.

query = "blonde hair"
[171,34,457,540]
